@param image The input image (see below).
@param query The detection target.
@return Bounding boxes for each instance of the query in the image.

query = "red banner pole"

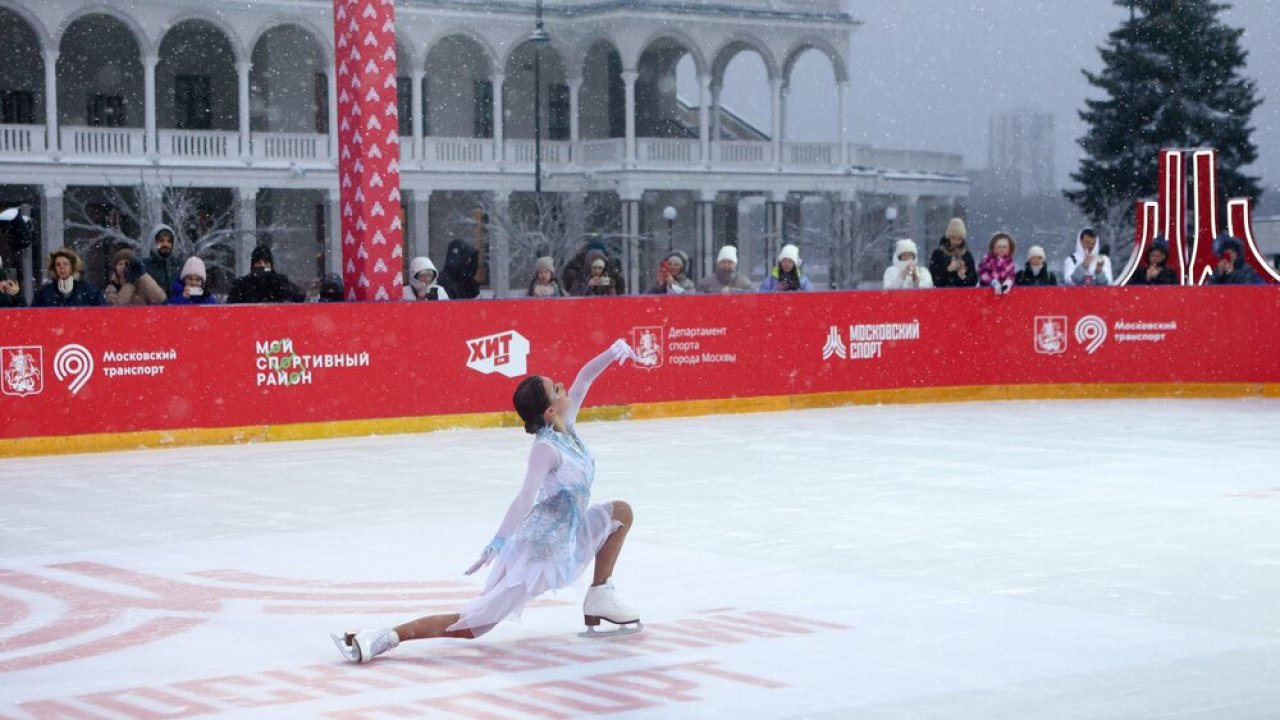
[334,0,403,301]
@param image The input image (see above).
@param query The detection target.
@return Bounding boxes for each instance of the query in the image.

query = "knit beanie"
[1027,245,1046,261]
[180,256,206,281]
[717,245,738,264]
[893,239,918,260]
[945,218,968,241]
[778,244,801,266]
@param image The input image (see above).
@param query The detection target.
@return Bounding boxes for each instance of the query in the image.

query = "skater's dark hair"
[513,375,551,434]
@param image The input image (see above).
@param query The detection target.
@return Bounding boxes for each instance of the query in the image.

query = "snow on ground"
[2,398,1278,719]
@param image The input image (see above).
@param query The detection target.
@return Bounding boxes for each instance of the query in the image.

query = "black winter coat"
[929,239,979,288]
[439,239,480,299]
[1014,264,1058,286]
[1128,265,1179,285]
[33,280,106,307]
[226,271,306,304]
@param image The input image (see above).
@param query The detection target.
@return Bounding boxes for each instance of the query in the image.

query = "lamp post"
[530,0,550,195]
[663,205,677,254]
[883,205,899,262]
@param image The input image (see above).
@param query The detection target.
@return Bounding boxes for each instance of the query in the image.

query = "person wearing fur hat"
[1128,240,1178,285]
[696,244,755,294]
[142,224,186,298]
[33,248,106,307]
[527,256,564,297]
[760,244,812,292]
[168,256,218,305]
[0,255,25,308]
[882,239,934,289]
[647,250,695,295]
[105,248,167,306]
[403,256,449,301]
[227,244,306,304]
[1015,245,1058,287]
[1208,236,1262,285]
[1063,228,1113,286]
[929,218,978,288]
[978,232,1018,295]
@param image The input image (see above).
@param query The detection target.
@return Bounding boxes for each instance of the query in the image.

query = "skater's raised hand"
[465,537,505,575]
[609,338,637,365]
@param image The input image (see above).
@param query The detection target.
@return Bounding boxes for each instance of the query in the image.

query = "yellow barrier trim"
[1,383,1274,459]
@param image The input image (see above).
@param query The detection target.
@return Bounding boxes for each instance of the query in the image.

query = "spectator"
[0,255,24,308]
[978,231,1018,295]
[562,239,603,295]
[142,224,185,297]
[319,273,345,302]
[439,239,480,299]
[696,245,755,294]
[1015,245,1058,287]
[403,256,448,301]
[226,244,306,304]
[929,218,978,287]
[582,257,623,296]
[33,248,106,307]
[882,239,934,289]
[647,250,695,295]
[1129,240,1179,285]
[168,256,218,305]
[104,248,166,306]
[1063,228,1113,286]
[1208,236,1262,285]
[760,244,812,292]
[527,256,564,297]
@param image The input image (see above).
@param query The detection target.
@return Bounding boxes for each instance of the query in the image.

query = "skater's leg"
[592,500,633,586]
[394,613,477,641]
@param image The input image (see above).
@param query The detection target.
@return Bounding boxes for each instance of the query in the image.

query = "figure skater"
[333,339,642,663]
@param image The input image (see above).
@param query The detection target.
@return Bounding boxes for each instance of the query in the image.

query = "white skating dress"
[448,347,623,636]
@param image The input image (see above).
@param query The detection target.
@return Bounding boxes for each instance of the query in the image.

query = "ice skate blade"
[330,632,361,662]
[578,622,643,639]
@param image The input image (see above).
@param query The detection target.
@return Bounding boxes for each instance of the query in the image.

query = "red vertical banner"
[1157,149,1187,282]
[334,0,403,301]
[1187,149,1220,285]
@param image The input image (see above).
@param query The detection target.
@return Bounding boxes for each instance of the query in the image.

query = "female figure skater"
[333,339,641,663]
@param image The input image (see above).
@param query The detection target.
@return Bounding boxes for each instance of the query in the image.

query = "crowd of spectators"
[1,215,1269,309]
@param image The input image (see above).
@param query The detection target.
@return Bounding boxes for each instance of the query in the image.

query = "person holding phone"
[0,262,23,308]
[167,257,218,305]
[883,239,934,289]
[333,340,642,663]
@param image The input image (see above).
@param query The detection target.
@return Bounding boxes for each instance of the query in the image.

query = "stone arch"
[249,23,329,133]
[579,39,625,140]
[57,12,146,127]
[424,34,495,138]
[157,19,239,130]
[503,40,569,141]
[782,37,848,84]
[0,5,48,124]
[711,36,779,85]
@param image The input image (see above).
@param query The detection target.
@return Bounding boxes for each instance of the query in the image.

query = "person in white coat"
[882,239,934,289]
[402,256,449,301]
[1063,228,1113,286]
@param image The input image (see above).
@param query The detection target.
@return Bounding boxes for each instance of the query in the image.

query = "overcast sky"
[704,0,1279,194]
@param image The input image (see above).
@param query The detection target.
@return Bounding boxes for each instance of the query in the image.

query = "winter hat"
[180,256,206,281]
[250,244,274,266]
[409,256,437,279]
[664,250,689,272]
[591,258,606,270]
[1027,245,1046,261]
[716,245,738,264]
[945,218,968,241]
[110,248,137,267]
[893,239,918,260]
[151,224,176,244]
[534,256,555,274]
[777,243,801,266]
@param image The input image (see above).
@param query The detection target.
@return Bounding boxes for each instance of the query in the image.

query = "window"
[313,73,328,134]
[473,80,493,138]
[87,95,125,128]
[174,75,213,130]
[0,91,35,125]
[549,83,570,141]
[396,77,413,136]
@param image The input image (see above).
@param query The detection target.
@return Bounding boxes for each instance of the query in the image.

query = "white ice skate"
[330,628,399,663]
[579,578,642,638]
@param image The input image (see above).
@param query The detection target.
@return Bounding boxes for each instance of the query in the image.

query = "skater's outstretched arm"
[565,339,633,427]
[471,441,559,572]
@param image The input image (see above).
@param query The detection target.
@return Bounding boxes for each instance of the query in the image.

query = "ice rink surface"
[2,398,1279,719]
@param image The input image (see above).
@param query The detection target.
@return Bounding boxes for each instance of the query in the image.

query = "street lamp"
[663,205,677,253]
[530,0,551,195]
[883,205,899,264]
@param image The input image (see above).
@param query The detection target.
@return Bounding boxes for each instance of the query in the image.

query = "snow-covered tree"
[1067,0,1262,234]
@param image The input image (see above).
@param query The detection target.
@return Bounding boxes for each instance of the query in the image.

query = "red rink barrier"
[2,286,1278,451]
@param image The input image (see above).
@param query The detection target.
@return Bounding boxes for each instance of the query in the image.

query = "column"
[907,195,924,248]
[622,196,641,293]
[237,61,252,162]
[492,73,505,164]
[567,77,582,145]
[44,51,59,154]
[235,187,257,275]
[327,189,342,279]
[696,192,717,278]
[770,78,784,168]
[622,70,637,165]
[766,192,786,264]
[37,184,63,305]
[490,191,511,297]
[412,190,431,260]
[411,70,425,163]
[837,81,849,167]
[710,82,722,155]
[838,191,860,289]
[327,70,339,160]
[698,74,712,165]
[144,55,158,158]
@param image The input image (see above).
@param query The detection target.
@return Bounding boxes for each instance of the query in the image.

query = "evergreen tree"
[1067,0,1261,234]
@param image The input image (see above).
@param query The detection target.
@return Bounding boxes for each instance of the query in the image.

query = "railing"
[251,132,328,162]
[715,140,772,165]
[638,138,700,165]
[508,139,569,165]
[785,142,838,168]
[423,137,492,165]
[159,130,240,160]
[61,126,146,157]
[575,139,624,165]
[0,124,46,155]
[849,144,965,175]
